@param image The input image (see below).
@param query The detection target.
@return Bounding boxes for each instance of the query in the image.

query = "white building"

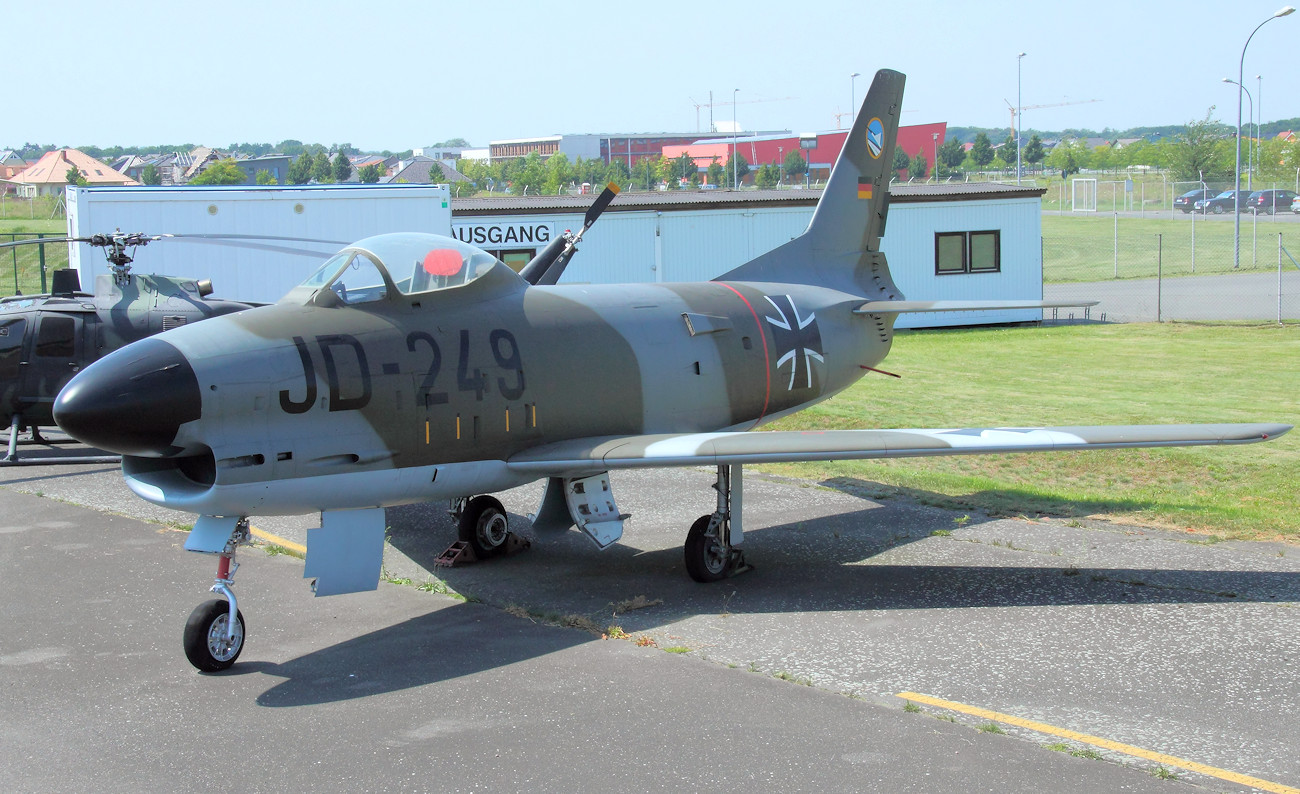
[66,184,452,303]
[451,184,1048,328]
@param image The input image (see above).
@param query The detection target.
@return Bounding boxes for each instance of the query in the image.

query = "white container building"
[66,184,452,303]
[451,184,1049,328]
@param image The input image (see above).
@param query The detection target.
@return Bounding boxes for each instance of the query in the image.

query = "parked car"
[1174,187,1215,213]
[1242,189,1299,215]
[1292,195,1300,214]
[1193,190,1245,214]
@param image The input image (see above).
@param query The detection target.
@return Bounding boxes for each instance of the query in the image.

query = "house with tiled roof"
[383,156,472,186]
[12,149,138,197]
[0,150,29,194]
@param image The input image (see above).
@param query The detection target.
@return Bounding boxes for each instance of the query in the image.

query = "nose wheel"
[183,519,250,672]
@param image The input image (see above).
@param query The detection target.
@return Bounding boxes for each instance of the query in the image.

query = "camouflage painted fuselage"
[109,263,889,515]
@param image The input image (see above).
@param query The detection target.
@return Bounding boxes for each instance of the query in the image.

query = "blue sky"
[9,0,1297,151]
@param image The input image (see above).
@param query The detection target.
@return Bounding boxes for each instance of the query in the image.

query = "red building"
[663,123,947,183]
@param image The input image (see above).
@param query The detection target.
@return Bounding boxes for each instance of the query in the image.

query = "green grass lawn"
[1042,214,1297,283]
[763,323,1299,541]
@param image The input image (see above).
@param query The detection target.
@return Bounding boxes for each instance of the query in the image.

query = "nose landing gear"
[183,519,250,672]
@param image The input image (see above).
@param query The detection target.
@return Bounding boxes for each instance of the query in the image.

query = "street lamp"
[1231,6,1293,270]
[732,88,739,190]
[932,131,939,182]
[1256,74,1263,181]
[1223,78,1254,189]
[1016,52,1026,185]
[851,72,860,115]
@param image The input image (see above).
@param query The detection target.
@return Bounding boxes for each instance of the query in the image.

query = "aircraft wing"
[506,423,1290,474]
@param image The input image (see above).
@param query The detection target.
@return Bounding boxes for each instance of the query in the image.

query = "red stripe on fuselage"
[717,282,770,427]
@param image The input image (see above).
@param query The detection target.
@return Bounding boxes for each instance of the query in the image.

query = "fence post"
[10,236,17,294]
[37,233,47,294]
[1190,207,1196,273]
[1157,233,1163,323]
[1280,233,1284,326]
[1113,212,1118,278]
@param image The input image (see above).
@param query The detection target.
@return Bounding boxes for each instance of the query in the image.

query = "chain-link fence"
[1042,206,1300,324]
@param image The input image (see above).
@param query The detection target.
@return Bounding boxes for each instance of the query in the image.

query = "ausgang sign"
[452,223,552,246]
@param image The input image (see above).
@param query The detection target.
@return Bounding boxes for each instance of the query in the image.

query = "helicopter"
[0,231,331,464]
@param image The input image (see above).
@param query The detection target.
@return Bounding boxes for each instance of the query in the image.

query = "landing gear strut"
[685,465,751,582]
[183,519,250,672]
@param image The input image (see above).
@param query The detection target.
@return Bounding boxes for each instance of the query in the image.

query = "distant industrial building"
[664,123,949,183]
[487,132,788,167]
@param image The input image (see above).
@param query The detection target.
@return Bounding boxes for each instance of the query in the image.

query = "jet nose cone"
[54,338,202,457]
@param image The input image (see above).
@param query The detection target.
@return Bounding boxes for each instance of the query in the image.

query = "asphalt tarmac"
[2,444,1298,792]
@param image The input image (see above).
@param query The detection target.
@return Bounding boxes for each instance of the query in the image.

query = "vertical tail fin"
[717,69,906,298]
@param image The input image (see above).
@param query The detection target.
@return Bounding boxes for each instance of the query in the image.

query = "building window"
[935,230,1000,275]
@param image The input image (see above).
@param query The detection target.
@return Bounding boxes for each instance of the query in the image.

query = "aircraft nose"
[54,338,202,457]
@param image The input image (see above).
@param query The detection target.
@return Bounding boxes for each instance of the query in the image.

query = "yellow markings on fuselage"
[505,407,510,433]
[456,414,461,440]
[530,403,536,428]
[896,691,1299,794]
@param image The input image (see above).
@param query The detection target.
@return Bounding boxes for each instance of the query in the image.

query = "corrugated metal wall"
[454,197,1044,328]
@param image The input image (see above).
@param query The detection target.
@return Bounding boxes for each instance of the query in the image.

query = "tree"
[311,151,333,183]
[141,163,162,185]
[255,169,277,185]
[892,147,910,174]
[970,133,995,168]
[1023,134,1045,166]
[938,138,965,170]
[674,152,697,185]
[435,138,470,147]
[358,163,383,183]
[782,149,806,180]
[706,157,725,187]
[65,165,88,187]
[1047,139,1085,179]
[332,152,353,182]
[189,159,248,186]
[723,153,749,188]
[1168,107,1233,181]
[287,153,313,184]
[908,148,927,180]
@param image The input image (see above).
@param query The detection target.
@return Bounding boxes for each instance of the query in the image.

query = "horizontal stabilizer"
[855,299,1098,314]
[508,423,1290,473]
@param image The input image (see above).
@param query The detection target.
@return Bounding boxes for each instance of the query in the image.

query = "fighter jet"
[53,70,1290,671]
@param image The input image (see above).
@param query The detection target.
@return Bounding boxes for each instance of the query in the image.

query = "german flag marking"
[858,178,873,200]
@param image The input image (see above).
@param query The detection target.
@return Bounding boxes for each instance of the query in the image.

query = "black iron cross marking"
[764,295,823,390]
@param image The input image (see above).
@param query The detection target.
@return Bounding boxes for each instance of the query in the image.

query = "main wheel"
[459,495,509,558]
[684,514,730,583]
[183,599,245,672]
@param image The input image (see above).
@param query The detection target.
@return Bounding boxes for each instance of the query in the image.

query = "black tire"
[183,599,245,672]
[1212,204,1225,215]
[684,514,730,583]
[459,495,509,558]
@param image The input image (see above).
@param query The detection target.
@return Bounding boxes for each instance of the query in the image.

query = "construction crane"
[1004,98,1102,138]
[690,94,795,133]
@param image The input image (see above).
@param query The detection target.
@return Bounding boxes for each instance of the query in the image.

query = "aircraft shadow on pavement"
[378,498,1300,637]
[252,599,588,708]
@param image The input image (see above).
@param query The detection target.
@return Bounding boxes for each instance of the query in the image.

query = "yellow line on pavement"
[896,691,1298,794]
[249,526,307,556]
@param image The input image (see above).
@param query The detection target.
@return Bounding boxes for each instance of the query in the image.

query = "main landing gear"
[452,495,511,559]
[183,519,249,672]
[685,465,751,583]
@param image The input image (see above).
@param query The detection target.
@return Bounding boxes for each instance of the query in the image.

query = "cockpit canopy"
[296,233,507,306]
